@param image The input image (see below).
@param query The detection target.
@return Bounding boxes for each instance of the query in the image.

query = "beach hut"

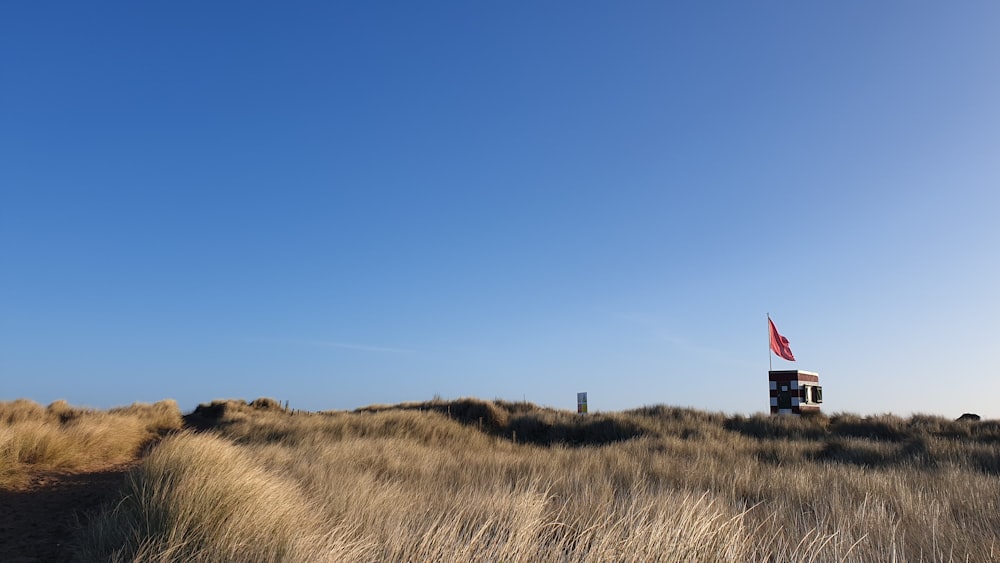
[768,370,822,414]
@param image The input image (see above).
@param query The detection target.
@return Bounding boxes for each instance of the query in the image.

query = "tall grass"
[78,399,1000,561]
[0,399,182,488]
[75,398,1000,561]
[76,432,368,562]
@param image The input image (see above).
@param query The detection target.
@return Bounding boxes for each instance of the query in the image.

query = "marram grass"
[0,399,182,488]
[66,398,1000,561]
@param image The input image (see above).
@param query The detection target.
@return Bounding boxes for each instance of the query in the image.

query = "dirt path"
[0,462,136,563]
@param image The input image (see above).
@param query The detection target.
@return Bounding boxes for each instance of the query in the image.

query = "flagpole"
[767,313,772,372]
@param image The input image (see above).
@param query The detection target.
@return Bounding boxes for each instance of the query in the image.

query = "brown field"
[3,397,1000,561]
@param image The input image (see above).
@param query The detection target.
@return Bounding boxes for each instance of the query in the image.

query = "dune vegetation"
[0,399,182,489]
[52,397,1000,562]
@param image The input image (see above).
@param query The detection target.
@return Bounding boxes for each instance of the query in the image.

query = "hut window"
[813,386,823,403]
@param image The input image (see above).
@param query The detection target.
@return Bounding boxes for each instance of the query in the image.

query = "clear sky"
[2,2,998,418]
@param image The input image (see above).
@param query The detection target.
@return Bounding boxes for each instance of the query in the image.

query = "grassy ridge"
[0,399,182,488]
[70,398,1000,561]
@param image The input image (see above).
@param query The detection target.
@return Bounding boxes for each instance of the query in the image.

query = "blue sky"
[2,2,998,418]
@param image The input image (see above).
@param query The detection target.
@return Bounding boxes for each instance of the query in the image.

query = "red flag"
[769,317,796,361]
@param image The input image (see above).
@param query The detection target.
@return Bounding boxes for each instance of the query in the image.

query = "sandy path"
[0,462,136,563]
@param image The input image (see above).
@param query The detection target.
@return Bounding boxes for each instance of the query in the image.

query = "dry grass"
[0,399,183,488]
[71,398,1000,561]
[75,432,368,562]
